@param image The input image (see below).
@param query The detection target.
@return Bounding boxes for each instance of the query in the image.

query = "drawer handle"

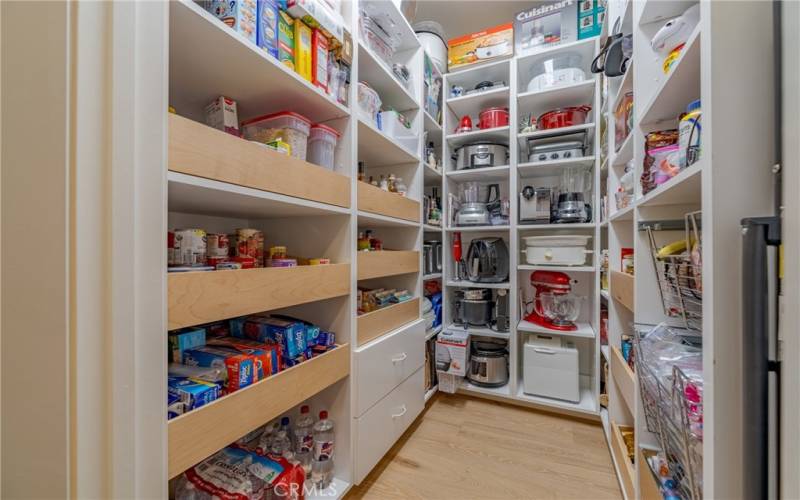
[391,405,407,418]
[391,353,407,363]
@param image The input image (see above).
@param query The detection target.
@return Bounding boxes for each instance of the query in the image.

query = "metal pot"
[468,341,509,387]
[537,106,592,130]
[453,142,509,170]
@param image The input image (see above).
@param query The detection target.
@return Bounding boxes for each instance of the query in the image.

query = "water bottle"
[256,421,279,454]
[270,429,293,458]
[311,410,334,488]
[279,416,295,453]
[294,405,314,474]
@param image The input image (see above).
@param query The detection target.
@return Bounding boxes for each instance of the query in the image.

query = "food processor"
[555,166,591,223]
[524,270,581,331]
[456,182,500,226]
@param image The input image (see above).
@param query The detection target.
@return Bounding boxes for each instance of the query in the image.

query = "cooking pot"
[478,107,509,129]
[452,289,494,327]
[521,235,592,266]
[476,39,511,59]
[453,142,509,170]
[468,341,509,387]
[537,106,592,130]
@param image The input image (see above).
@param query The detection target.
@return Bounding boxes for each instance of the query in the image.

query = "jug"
[555,166,592,223]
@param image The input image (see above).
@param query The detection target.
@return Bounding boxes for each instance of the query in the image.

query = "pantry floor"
[345,393,621,500]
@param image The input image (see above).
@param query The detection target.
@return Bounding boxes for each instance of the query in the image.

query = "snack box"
[514,0,578,55]
[205,0,257,44]
[312,28,329,91]
[205,96,239,136]
[168,376,220,415]
[242,316,307,359]
[294,19,313,82]
[182,345,256,393]
[448,23,513,71]
[278,10,295,69]
[209,336,281,376]
[168,328,206,363]
[257,0,280,58]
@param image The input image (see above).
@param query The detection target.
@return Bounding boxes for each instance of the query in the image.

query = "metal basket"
[634,330,703,500]
[645,211,703,331]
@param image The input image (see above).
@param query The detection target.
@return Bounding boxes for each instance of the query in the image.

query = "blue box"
[182,345,256,392]
[257,0,279,58]
[206,0,258,44]
[168,328,206,363]
[244,317,307,358]
[168,376,220,414]
[317,330,335,347]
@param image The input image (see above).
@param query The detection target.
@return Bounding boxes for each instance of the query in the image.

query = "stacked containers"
[308,124,340,171]
[357,82,381,125]
[359,10,399,66]
[241,111,312,161]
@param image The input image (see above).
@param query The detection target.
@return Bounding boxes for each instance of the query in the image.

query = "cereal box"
[448,23,513,71]
[278,10,295,70]
[168,328,206,363]
[257,0,279,58]
[205,96,239,136]
[294,19,313,82]
[206,0,257,44]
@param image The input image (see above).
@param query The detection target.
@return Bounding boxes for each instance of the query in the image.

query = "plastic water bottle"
[270,429,292,458]
[311,410,334,488]
[257,421,280,454]
[279,416,295,453]
[294,405,314,474]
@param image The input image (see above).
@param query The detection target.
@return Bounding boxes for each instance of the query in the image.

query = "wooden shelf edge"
[168,343,350,478]
[357,298,420,346]
[357,182,420,223]
[357,250,420,281]
[610,345,636,413]
[609,421,635,500]
[610,270,635,312]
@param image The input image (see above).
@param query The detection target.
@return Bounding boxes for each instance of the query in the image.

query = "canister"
[678,99,701,168]
[235,228,264,268]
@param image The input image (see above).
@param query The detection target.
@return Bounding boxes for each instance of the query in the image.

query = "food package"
[642,129,679,195]
[286,0,344,45]
[182,345,258,393]
[312,28,329,91]
[278,10,295,69]
[174,445,305,500]
[168,376,220,417]
[206,0,257,43]
[257,0,279,58]
[209,336,281,377]
[514,2,577,55]
[448,23,513,71]
[168,328,206,363]
[204,96,239,136]
[242,316,308,360]
[294,19,313,81]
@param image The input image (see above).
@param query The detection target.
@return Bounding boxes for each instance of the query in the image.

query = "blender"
[555,166,591,223]
[523,270,581,331]
[455,182,499,226]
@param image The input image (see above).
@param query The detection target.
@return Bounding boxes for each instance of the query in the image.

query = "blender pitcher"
[555,166,592,223]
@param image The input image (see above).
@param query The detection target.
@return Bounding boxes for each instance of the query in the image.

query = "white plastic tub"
[308,124,340,171]
[378,110,418,152]
[521,235,592,266]
[241,111,312,161]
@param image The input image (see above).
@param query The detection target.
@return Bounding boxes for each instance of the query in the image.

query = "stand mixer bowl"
[539,292,582,326]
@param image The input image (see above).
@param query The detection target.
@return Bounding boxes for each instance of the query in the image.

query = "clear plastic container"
[357,82,381,124]
[308,124,340,171]
[359,11,398,65]
[241,111,312,161]
[527,52,586,93]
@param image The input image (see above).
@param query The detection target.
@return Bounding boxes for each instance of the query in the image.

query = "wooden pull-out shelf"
[357,297,420,346]
[639,448,663,500]
[357,250,420,280]
[610,345,636,414]
[610,422,635,500]
[169,113,350,209]
[357,182,420,223]
[610,270,634,312]
[168,343,350,478]
[168,263,350,330]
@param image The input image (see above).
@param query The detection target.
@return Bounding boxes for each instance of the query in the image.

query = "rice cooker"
[453,142,509,170]
[521,235,593,266]
[468,340,509,387]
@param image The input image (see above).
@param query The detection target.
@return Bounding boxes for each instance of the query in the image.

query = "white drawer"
[354,368,424,484]
[354,319,424,416]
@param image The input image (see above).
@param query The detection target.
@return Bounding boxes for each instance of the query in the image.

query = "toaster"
[527,140,585,163]
[465,237,509,283]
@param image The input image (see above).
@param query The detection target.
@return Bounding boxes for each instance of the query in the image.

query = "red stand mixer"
[524,270,581,331]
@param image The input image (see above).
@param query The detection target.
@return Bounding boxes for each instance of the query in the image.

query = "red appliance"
[455,115,473,133]
[524,270,578,331]
[478,107,509,129]
[537,106,591,130]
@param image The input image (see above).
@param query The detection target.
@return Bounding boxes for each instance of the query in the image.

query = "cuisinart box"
[435,329,470,377]
[514,0,578,55]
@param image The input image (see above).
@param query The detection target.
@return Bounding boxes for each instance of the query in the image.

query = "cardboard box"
[312,28,329,91]
[257,0,279,58]
[278,10,295,70]
[294,19,313,82]
[578,0,605,40]
[242,316,307,359]
[205,96,239,136]
[448,23,513,71]
[435,329,470,377]
[168,376,220,415]
[208,336,281,377]
[514,0,578,55]
[182,345,257,393]
[168,328,206,363]
[206,0,257,44]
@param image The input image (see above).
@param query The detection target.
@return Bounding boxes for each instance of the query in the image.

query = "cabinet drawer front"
[355,368,424,484]
[355,320,424,416]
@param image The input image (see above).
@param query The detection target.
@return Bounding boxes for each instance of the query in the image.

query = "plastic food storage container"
[360,11,398,65]
[527,52,586,93]
[378,110,418,152]
[357,82,381,124]
[308,124,340,171]
[241,111,312,161]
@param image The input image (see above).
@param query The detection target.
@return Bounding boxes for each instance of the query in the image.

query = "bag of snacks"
[642,129,678,195]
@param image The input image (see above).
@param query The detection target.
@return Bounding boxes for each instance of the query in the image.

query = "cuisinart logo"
[516,0,575,21]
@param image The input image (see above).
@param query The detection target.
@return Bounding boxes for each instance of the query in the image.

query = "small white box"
[523,337,580,402]
[436,329,470,377]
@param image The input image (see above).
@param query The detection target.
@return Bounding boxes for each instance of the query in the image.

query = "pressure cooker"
[453,142,509,170]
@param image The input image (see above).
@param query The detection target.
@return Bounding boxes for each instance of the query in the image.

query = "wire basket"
[635,328,703,500]
[646,211,703,331]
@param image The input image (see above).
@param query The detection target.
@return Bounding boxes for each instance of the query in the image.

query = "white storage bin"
[241,111,312,161]
[307,124,340,171]
[358,82,381,125]
[378,110,418,152]
[523,335,580,402]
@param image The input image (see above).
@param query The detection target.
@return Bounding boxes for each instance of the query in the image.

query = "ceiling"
[412,0,544,40]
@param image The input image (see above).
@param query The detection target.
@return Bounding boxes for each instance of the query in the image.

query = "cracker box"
[435,329,470,377]
[205,96,239,136]
[278,10,295,70]
[578,0,605,40]
[447,23,513,71]
[257,0,279,58]
[294,19,313,82]
[514,0,579,55]
[168,376,220,414]
[206,0,257,44]
[312,28,329,91]
[168,328,206,363]
[182,345,256,393]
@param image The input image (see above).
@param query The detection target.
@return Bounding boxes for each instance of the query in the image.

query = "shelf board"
[423,224,443,232]
[357,42,418,112]
[425,324,443,340]
[424,110,442,135]
[610,270,635,312]
[361,0,420,51]
[357,210,419,228]
[610,421,636,500]
[611,131,633,167]
[168,344,350,478]
[424,385,438,403]
[517,319,595,338]
[357,182,420,223]
[517,80,596,117]
[637,161,702,207]
[423,272,442,280]
[445,58,511,88]
[446,126,511,148]
[445,225,510,232]
[638,26,701,126]
[357,250,419,281]
[445,280,510,289]
[517,123,595,149]
[357,298,421,346]
[445,323,510,340]
[445,165,510,182]
[518,156,596,178]
[168,263,350,330]
[423,163,443,183]
[610,346,636,417]
[168,114,351,214]
[518,264,595,273]
[609,204,634,222]
[458,379,512,398]
[357,118,420,167]
[518,222,596,231]
[446,86,510,117]
[640,0,698,26]
[169,0,348,123]
[515,374,597,415]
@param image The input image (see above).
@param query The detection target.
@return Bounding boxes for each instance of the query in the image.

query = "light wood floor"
[346,393,621,500]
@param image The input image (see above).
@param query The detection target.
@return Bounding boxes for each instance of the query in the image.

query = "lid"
[523,235,591,246]
[300,405,309,413]
[686,99,701,112]
[241,110,312,127]
[281,416,289,425]
[413,20,446,40]
[539,106,591,117]
[455,141,507,151]
[319,410,328,419]
[311,123,340,137]
[479,107,509,114]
